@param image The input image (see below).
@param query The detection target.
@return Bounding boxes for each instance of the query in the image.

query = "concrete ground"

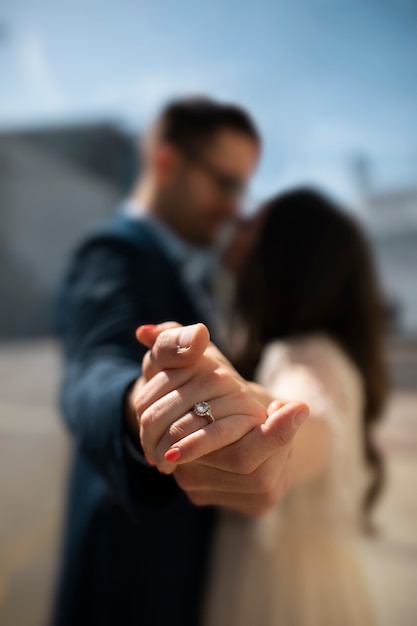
[0,340,416,626]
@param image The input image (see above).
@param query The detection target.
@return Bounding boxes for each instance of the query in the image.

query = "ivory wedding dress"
[202,334,376,626]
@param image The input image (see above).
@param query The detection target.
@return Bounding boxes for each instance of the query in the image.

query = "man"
[52,96,307,626]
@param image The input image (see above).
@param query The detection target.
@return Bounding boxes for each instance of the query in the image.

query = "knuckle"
[236,451,259,475]
[140,406,156,430]
[216,367,238,390]
[141,351,154,377]
[251,470,275,494]
[139,436,150,459]
[133,390,147,415]
[228,450,248,474]
[275,428,291,448]
[211,420,232,448]
[204,365,224,386]
[254,404,268,423]
[156,328,172,348]
[174,469,197,491]
[167,419,190,443]
[249,492,277,517]
[243,402,267,426]
[200,364,231,396]
[187,491,207,506]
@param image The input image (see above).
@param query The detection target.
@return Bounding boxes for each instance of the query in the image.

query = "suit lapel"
[110,213,216,339]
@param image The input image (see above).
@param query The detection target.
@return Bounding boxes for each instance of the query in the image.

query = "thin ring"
[193,401,214,424]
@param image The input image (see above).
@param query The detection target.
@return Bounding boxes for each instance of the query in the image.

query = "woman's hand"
[131,323,268,473]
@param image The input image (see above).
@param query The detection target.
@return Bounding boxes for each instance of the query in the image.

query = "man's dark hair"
[145,95,261,155]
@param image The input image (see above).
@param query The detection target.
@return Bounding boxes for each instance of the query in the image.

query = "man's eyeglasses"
[180,146,248,201]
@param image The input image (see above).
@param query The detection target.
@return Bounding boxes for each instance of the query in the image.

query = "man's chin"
[183,216,229,247]
[182,223,218,248]
[191,235,215,248]
[194,227,221,248]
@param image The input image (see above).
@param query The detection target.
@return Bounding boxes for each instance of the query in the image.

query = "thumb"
[136,321,182,349]
[142,322,211,376]
[262,401,310,452]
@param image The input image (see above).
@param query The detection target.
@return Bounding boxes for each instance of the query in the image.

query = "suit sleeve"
[56,237,179,513]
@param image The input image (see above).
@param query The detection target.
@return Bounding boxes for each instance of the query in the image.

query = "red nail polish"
[165,448,181,463]
[138,324,157,331]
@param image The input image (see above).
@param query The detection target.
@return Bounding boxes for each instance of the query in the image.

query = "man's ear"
[153,143,181,187]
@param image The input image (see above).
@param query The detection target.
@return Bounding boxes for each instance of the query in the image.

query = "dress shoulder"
[255,334,365,424]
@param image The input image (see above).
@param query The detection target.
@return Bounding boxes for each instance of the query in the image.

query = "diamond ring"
[194,401,214,424]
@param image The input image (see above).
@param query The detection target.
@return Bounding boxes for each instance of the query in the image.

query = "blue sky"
[1,0,416,205]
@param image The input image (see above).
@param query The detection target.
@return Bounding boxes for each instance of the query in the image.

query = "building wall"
[0,135,126,338]
[363,189,417,338]
[373,233,417,336]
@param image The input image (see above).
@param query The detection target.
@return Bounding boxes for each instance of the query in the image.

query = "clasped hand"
[127,322,309,516]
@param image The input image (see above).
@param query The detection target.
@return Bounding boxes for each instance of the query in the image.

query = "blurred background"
[0,1,416,624]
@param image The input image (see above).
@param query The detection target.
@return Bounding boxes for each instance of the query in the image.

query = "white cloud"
[16,27,64,109]
[0,26,66,125]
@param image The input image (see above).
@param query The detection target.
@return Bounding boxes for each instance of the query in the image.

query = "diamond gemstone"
[194,402,210,415]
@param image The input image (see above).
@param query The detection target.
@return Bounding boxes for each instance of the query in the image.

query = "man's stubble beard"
[161,188,216,248]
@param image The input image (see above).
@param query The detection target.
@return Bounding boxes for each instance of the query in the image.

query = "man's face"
[160,129,260,246]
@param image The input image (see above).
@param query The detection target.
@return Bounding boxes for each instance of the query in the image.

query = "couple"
[53,96,387,626]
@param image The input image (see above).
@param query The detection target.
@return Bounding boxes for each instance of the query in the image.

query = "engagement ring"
[193,401,214,424]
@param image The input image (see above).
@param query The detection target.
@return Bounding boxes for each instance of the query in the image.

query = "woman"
[202,188,388,626]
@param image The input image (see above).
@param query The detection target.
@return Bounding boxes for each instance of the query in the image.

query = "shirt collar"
[122,198,216,285]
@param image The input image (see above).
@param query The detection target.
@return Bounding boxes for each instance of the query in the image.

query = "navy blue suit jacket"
[52,213,218,626]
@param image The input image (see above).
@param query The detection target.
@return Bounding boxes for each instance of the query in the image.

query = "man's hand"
[174,399,307,516]
[131,323,268,471]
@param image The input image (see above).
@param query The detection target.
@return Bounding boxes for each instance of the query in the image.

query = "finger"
[161,411,263,468]
[174,450,290,494]
[136,321,182,349]
[267,398,287,414]
[133,367,197,415]
[155,411,262,471]
[138,355,233,447]
[140,323,209,380]
[140,331,235,382]
[140,383,264,465]
[142,323,210,379]
[141,349,159,381]
[206,441,290,490]
[195,402,309,472]
[175,467,291,515]
[262,402,309,452]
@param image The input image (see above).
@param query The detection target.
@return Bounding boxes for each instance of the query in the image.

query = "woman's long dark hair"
[234,188,388,522]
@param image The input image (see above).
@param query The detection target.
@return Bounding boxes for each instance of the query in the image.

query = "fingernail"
[293,407,309,429]
[138,324,157,332]
[165,447,181,463]
[177,325,198,352]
